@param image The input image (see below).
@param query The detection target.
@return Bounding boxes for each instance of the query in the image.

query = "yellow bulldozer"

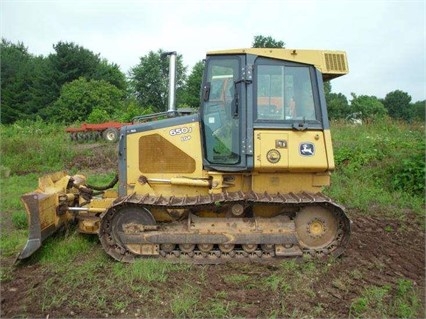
[19,48,351,263]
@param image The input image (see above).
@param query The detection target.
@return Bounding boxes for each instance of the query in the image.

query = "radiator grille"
[139,134,195,173]
[324,53,347,72]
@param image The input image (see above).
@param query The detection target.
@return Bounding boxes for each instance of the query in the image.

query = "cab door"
[252,57,333,172]
[201,55,248,172]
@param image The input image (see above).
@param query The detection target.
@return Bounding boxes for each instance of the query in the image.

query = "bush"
[87,108,111,123]
[327,119,425,216]
[390,151,425,195]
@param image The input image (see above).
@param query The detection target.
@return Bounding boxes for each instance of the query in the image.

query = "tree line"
[1,36,424,125]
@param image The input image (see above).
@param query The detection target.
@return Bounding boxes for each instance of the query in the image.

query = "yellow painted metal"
[38,171,71,194]
[19,172,76,259]
[21,171,117,239]
[288,131,329,172]
[208,172,251,194]
[251,172,328,194]
[103,189,118,198]
[29,172,75,230]
[78,217,100,234]
[323,129,335,170]
[125,125,334,197]
[254,129,333,172]
[207,48,348,80]
[312,173,331,187]
[88,197,116,211]
[169,177,210,187]
[254,131,289,171]
[77,193,116,234]
[126,120,209,197]
[126,244,160,256]
[252,204,284,218]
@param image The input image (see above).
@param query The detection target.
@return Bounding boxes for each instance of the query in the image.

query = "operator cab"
[200,49,336,172]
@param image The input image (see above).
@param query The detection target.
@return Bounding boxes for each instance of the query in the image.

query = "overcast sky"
[2,0,425,102]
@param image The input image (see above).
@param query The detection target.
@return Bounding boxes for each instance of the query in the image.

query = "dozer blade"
[18,172,75,260]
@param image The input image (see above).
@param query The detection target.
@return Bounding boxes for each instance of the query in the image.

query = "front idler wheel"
[294,206,338,251]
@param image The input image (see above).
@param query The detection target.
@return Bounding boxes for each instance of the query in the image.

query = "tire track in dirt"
[316,214,425,316]
[349,216,425,284]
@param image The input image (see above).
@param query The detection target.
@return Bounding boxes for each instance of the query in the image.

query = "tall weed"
[328,119,425,216]
[0,120,75,175]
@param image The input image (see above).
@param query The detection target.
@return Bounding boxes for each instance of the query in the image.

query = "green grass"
[223,273,251,284]
[36,233,98,265]
[86,172,118,186]
[393,279,423,318]
[0,174,39,212]
[0,229,28,258]
[170,284,201,318]
[326,119,425,218]
[0,120,75,175]
[350,279,422,318]
[113,258,190,284]
[205,299,235,318]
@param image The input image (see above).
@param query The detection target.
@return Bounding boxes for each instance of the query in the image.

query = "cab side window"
[256,63,317,121]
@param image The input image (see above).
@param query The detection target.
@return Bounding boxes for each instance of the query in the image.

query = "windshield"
[202,58,240,165]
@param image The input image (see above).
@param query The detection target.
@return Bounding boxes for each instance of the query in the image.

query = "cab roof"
[206,48,349,81]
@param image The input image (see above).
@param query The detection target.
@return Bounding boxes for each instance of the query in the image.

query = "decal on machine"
[299,142,315,156]
[169,127,193,136]
[169,126,193,142]
[266,149,281,163]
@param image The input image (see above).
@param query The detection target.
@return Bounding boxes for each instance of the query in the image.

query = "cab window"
[202,58,240,165]
[256,64,317,121]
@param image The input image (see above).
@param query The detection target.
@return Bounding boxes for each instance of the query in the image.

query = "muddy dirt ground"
[1,212,424,318]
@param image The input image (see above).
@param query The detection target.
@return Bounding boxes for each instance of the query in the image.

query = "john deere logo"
[300,143,315,156]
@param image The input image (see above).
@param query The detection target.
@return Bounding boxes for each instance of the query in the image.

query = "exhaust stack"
[162,51,177,114]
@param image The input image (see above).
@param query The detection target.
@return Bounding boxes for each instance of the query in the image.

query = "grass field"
[0,118,424,318]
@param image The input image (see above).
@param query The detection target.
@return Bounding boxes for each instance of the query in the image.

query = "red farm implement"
[65,121,131,142]
[65,109,197,143]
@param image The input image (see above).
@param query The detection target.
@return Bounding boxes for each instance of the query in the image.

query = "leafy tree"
[323,81,332,97]
[327,93,350,119]
[350,93,387,122]
[116,98,146,122]
[324,81,350,119]
[46,77,125,123]
[411,100,425,121]
[28,56,60,120]
[1,39,129,123]
[383,90,413,121]
[180,60,204,108]
[129,50,187,112]
[252,35,285,48]
[0,39,35,123]
[36,42,126,120]
[1,40,54,123]
[92,58,127,91]
[49,41,100,88]
[48,41,127,94]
